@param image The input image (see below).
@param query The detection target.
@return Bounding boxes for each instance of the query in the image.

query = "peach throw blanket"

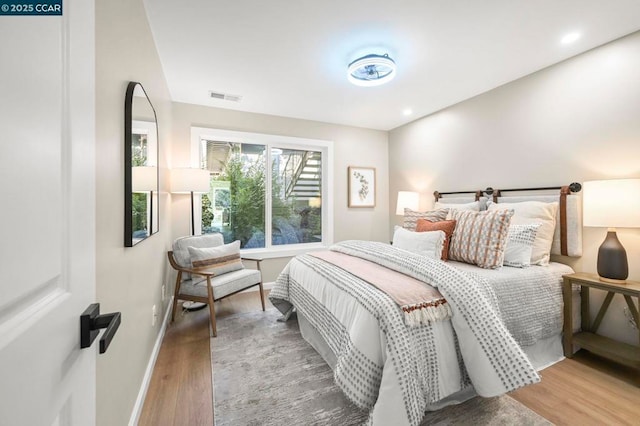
[310,251,451,326]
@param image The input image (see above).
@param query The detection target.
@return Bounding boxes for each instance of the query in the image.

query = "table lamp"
[396,191,419,215]
[583,179,640,283]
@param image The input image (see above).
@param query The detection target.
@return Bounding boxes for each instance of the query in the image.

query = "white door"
[0,1,97,425]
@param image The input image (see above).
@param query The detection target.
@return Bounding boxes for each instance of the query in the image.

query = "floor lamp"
[170,168,211,235]
[171,168,211,311]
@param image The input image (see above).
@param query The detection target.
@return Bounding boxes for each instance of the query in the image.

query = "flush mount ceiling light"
[347,53,396,87]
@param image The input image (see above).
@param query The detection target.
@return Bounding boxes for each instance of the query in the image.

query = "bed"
[268,184,583,426]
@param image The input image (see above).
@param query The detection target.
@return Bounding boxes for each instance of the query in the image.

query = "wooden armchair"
[167,234,265,336]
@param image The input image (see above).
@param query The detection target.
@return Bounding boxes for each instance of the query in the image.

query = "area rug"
[211,308,552,426]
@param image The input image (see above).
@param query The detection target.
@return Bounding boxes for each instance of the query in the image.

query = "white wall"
[390,31,640,345]
[171,102,389,282]
[93,4,388,419]
[95,0,173,424]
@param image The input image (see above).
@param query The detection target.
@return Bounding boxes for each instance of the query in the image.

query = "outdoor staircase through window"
[285,151,321,201]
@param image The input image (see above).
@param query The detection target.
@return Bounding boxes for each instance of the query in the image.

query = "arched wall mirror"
[125,81,159,247]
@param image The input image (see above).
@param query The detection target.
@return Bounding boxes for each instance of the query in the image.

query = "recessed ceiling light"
[402,108,413,116]
[561,32,581,45]
[347,53,396,87]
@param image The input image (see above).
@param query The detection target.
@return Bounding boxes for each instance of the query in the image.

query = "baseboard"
[241,281,275,293]
[128,296,174,426]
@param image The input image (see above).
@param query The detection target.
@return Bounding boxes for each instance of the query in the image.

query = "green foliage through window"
[201,141,322,249]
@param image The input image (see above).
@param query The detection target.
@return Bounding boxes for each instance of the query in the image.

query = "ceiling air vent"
[209,91,243,102]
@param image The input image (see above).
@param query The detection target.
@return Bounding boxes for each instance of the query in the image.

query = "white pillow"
[503,224,541,268]
[435,201,480,211]
[488,201,558,266]
[392,226,445,260]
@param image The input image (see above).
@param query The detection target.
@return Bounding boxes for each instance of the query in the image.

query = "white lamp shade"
[132,166,157,192]
[583,179,640,228]
[171,168,210,194]
[396,191,419,215]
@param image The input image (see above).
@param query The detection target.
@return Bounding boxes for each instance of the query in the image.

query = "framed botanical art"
[348,166,376,207]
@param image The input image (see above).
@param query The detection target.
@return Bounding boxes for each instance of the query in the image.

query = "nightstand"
[562,272,640,371]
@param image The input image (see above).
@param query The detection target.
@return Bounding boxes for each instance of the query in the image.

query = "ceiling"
[143,0,640,131]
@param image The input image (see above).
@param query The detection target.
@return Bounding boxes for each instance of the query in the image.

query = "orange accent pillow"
[415,219,457,261]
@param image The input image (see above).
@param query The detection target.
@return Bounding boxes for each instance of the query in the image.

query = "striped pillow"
[403,208,449,231]
[449,209,514,269]
[188,240,244,276]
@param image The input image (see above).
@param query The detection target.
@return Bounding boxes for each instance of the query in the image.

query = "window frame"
[191,126,334,256]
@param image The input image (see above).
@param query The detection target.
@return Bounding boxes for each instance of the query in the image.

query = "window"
[131,120,158,243]
[131,131,148,235]
[191,127,333,252]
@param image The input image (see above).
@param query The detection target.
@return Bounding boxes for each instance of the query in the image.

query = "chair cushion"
[172,234,224,282]
[173,234,224,268]
[180,269,262,300]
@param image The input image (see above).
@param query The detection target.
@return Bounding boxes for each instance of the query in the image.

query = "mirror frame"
[124,81,159,247]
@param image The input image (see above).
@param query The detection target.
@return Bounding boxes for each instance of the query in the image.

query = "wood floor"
[138,294,256,426]
[139,292,640,425]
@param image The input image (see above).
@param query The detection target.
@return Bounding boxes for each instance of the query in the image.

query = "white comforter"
[269,241,541,426]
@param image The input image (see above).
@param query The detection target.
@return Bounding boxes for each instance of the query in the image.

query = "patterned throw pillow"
[415,219,457,261]
[503,224,541,268]
[403,208,448,231]
[448,209,514,269]
[188,240,244,276]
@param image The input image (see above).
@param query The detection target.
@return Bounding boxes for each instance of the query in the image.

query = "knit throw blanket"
[269,240,540,426]
[310,250,451,326]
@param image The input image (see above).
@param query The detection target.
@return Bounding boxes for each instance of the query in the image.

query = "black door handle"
[80,303,121,354]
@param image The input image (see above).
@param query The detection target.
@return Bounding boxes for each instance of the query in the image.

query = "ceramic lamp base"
[596,229,628,283]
